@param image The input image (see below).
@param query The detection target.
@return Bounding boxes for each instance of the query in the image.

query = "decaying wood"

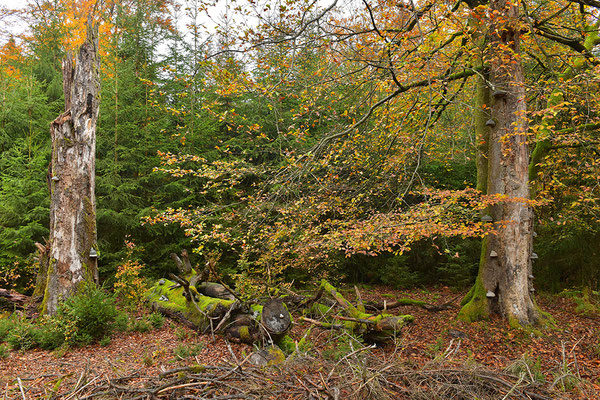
[0,289,29,309]
[304,280,414,343]
[39,19,101,315]
[170,250,193,275]
[149,275,290,345]
[197,282,236,301]
[204,256,241,301]
[32,241,49,300]
[261,298,292,339]
[365,295,460,313]
[149,258,293,347]
[148,254,413,349]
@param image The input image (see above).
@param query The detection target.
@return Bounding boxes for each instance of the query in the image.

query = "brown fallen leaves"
[0,286,598,399]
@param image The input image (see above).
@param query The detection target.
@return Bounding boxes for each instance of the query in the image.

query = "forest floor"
[1,285,599,399]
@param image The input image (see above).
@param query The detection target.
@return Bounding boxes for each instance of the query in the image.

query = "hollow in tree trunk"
[39,21,101,315]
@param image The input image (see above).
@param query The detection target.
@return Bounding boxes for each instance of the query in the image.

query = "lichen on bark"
[460,0,542,327]
[37,20,101,315]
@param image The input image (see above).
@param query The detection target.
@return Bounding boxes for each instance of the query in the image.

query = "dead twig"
[16,378,26,400]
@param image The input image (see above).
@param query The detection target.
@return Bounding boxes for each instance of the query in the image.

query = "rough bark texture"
[170,250,193,275]
[146,274,411,347]
[41,22,100,315]
[31,242,49,300]
[460,1,539,326]
[304,280,414,343]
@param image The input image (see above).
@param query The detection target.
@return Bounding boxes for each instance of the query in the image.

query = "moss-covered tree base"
[458,276,489,323]
[459,276,554,331]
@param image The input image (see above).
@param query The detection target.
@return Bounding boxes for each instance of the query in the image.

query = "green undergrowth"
[559,289,600,316]
[0,286,166,353]
[0,343,9,358]
[174,343,204,360]
[506,354,546,383]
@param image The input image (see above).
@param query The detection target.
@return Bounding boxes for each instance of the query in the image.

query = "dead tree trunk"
[40,21,101,315]
[460,1,540,326]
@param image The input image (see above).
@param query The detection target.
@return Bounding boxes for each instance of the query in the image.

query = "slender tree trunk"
[460,0,539,326]
[40,21,101,315]
[114,62,119,164]
[475,71,490,194]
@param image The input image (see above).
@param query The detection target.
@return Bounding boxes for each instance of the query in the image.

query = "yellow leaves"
[114,239,147,307]
[0,38,23,79]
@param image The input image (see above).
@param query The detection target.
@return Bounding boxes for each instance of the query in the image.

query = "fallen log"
[197,282,236,301]
[0,288,29,310]
[146,276,292,346]
[304,280,414,343]
[261,298,292,340]
[365,295,460,313]
[147,252,413,349]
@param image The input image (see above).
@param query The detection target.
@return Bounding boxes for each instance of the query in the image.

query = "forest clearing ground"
[1,286,599,399]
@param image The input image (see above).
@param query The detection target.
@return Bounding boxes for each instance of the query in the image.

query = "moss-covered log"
[365,297,457,312]
[147,277,413,347]
[197,282,236,301]
[0,289,29,310]
[303,280,414,343]
[146,278,292,346]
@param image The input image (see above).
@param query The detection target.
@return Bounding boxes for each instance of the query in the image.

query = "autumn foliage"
[0,0,599,294]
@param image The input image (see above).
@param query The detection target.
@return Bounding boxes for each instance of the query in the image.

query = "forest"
[0,0,599,398]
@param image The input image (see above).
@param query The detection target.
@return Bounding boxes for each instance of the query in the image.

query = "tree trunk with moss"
[460,0,539,326]
[39,21,101,315]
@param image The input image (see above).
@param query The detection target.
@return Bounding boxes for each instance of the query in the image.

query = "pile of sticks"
[17,347,556,400]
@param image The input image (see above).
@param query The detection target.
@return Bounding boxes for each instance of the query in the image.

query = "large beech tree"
[37,21,101,315]
[459,0,540,325]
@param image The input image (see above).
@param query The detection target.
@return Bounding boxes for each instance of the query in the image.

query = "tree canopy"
[0,0,599,317]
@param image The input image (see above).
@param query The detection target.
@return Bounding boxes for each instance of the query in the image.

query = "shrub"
[6,321,39,350]
[36,318,67,350]
[113,239,147,308]
[0,317,16,341]
[173,343,203,359]
[148,312,164,329]
[129,318,151,333]
[175,327,192,340]
[54,284,119,345]
[0,343,9,358]
[1,286,123,351]
[114,313,129,332]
